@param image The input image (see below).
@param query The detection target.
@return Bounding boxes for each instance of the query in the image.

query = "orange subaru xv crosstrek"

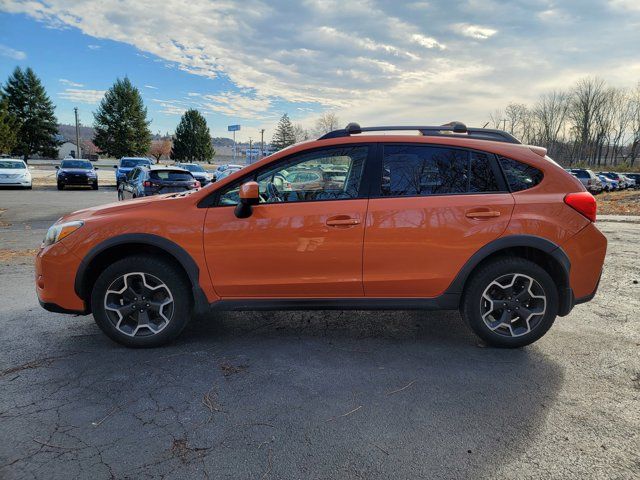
[36,122,607,348]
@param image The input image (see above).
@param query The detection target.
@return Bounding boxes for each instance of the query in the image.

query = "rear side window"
[499,157,543,192]
[381,145,500,196]
[150,171,193,181]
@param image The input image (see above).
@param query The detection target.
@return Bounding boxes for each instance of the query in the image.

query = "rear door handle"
[326,216,360,227]
[465,210,501,219]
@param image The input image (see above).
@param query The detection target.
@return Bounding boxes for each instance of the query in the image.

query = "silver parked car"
[567,168,602,194]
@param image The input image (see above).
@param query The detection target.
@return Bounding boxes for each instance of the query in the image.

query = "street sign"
[228,125,241,132]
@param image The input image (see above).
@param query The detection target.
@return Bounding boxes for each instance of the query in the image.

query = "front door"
[363,144,514,297]
[203,145,370,297]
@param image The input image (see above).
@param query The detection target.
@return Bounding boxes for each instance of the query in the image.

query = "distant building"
[58,141,79,159]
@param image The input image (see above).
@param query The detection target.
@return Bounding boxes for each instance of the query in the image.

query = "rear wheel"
[91,255,192,347]
[460,258,558,348]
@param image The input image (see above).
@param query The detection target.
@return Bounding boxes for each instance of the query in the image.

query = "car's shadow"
[3,309,564,479]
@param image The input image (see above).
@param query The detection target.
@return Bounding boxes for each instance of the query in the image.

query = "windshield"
[61,160,93,169]
[181,164,205,172]
[0,160,26,169]
[121,159,151,168]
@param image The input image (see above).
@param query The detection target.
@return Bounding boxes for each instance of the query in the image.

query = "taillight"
[143,180,153,187]
[564,191,596,222]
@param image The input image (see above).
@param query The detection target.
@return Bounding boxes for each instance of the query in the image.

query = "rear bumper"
[562,222,607,302]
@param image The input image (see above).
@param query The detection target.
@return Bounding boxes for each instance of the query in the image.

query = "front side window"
[499,157,543,192]
[381,145,500,197]
[218,146,367,206]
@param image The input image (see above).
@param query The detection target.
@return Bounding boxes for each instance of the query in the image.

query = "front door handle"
[465,210,501,219]
[326,216,360,227]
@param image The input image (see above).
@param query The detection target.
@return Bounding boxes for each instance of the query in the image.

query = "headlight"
[87,171,96,177]
[42,220,84,247]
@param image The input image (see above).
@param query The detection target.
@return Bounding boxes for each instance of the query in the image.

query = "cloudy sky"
[1,0,639,140]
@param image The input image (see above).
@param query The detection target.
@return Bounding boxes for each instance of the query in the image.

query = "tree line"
[0,67,214,162]
[488,77,640,167]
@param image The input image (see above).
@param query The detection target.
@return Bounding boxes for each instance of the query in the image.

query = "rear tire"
[91,255,192,347]
[460,257,558,348]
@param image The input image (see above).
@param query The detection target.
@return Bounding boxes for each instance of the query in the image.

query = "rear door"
[363,143,514,297]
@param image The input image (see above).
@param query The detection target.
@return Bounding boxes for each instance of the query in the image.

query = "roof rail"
[318,122,521,144]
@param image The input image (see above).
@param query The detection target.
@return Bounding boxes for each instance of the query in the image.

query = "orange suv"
[36,122,606,348]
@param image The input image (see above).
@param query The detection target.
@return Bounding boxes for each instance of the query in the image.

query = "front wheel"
[91,255,192,347]
[57,182,64,190]
[460,258,558,348]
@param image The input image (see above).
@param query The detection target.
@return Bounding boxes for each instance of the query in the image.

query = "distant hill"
[58,124,95,142]
[212,137,234,147]
[58,125,235,147]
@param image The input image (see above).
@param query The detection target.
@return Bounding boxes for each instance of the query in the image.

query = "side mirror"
[55,166,59,169]
[234,181,260,218]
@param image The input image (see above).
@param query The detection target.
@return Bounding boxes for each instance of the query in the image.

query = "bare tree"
[292,124,310,143]
[569,77,608,164]
[149,138,173,163]
[314,112,341,136]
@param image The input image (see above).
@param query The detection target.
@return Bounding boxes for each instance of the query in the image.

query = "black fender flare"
[444,234,572,314]
[74,233,209,313]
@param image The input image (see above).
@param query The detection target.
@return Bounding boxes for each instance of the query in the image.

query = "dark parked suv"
[56,159,98,190]
[117,166,200,200]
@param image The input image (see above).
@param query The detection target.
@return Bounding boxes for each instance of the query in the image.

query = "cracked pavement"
[0,188,638,479]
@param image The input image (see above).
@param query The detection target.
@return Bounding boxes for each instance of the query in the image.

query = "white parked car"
[0,158,32,189]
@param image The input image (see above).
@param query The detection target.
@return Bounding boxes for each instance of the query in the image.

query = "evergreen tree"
[171,109,214,162]
[93,77,151,158]
[271,113,296,151]
[2,67,59,160]
[0,97,17,154]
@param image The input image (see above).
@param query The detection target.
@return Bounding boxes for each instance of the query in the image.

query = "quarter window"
[499,157,543,192]
[218,146,367,206]
[381,145,500,196]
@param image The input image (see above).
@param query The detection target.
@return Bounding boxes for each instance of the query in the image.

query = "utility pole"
[260,129,265,159]
[74,107,81,159]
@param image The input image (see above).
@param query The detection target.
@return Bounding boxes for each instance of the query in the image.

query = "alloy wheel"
[103,272,174,337]
[480,273,546,337]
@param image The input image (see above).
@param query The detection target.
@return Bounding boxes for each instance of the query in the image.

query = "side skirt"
[208,293,460,312]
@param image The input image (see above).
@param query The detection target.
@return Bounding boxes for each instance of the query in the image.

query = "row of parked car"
[566,168,639,194]
[115,157,244,200]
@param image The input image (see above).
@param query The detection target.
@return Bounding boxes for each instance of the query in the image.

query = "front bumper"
[35,242,87,313]
[59,176,96,185]
[0,177,31,186]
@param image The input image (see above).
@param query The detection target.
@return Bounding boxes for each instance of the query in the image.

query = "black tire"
[460,257,558,348]
[57,182,64,190]
[117,190,123,201]
[91,255,192,347]
[92,182,99,190]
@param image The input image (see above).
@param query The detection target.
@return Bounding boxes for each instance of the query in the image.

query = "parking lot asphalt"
[0,187,639,479]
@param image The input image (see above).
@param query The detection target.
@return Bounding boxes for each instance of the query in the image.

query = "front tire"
[91,255,192,347]
[460,258,558,348]
[57,182,64,190]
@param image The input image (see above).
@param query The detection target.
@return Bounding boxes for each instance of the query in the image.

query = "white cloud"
[59,88,105,104]
[2,0,639,134]
[451,23,497,40]
[87,44,101,50]
[0,44,26,60]
[144,84,158,89]
[59,78,83,87]
[410,34,446,50]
